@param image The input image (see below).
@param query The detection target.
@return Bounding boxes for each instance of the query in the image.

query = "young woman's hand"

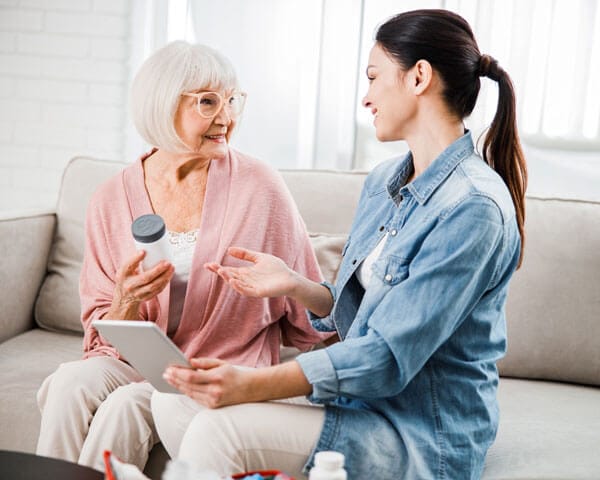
[163,358,251,408]
[108,250,174,319]
[163,357,313,408]
[205,247,298,298]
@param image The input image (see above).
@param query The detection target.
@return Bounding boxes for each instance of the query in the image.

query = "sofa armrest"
[0,210,56,343]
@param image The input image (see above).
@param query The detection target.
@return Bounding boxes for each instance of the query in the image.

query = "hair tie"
[479,54,501,81]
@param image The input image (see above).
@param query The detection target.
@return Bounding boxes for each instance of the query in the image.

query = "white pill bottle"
[131,214,172,271]
[309,451,347,480]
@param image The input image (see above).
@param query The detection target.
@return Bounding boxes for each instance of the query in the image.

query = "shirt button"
[384,274,392,282]
[390,229,398,236]
[352,259,357,265]
[379,225,385,232]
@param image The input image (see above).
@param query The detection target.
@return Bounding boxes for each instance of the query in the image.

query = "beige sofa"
[0,156,599,479]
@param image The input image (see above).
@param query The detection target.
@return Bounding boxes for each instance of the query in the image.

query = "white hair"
[130,41,239,153]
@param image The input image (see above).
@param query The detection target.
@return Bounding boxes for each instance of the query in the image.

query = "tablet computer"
[91,319,190,394]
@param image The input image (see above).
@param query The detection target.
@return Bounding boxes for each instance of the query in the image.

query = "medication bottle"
[132,214,171,271]
[309,451,347,480]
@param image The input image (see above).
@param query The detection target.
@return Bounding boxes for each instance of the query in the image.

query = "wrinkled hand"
[205,247,297,298]
[163,358,250,408]
[110,250,174,318]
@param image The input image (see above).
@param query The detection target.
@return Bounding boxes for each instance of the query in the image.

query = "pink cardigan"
[79,148,327,367]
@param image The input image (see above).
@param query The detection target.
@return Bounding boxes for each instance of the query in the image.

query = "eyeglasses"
[181,91,247,119]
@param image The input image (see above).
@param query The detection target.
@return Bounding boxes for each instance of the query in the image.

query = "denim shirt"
[296,132,520,479]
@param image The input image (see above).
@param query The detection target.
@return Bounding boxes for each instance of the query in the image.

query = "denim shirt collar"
[387,131,475,205]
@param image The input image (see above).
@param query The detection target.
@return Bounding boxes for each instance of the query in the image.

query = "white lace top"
[166,229,198,336]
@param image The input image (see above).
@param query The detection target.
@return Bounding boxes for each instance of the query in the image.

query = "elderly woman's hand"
[205,247,299,298]
[107,250,174,319]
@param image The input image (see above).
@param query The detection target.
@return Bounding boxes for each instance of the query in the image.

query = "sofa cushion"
[0,328,171,477]
[309,233,347,284]
[482,377,600,478]
[499,197,600,387]
[280,169,366,234]
[0,329,82,452]
[35,158,126,333]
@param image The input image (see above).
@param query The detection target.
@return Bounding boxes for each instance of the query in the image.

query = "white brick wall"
[0,0,131,212]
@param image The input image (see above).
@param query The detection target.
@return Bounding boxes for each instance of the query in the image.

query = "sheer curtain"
[187,0,324,169]
[186,0,363,170]
[128,0,600,175]
[448,0,600,148]
[436,0,600,202]
[356,0,600,169]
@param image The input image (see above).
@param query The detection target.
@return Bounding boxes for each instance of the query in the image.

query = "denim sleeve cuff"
[296,348,339,402]
[307,281,337,331]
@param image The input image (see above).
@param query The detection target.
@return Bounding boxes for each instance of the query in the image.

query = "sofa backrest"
[34,157,366,334]
[35,158,125,334]
[498,197,600,386]
[35,157,600,387]
[280,169,366,289]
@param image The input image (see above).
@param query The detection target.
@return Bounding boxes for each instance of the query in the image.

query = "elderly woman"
[35,41,327,472]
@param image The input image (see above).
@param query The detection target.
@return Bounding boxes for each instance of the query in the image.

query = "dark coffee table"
[0,450,104,479]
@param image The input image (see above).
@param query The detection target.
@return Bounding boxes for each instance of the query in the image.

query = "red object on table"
[232,470,294,480]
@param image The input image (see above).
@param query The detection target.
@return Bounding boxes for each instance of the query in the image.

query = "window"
[129,0,600,171]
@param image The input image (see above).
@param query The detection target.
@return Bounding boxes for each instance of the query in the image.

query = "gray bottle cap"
[132,214,166,243]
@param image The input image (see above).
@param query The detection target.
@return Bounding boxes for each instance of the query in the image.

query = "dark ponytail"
[377,9,527,267]
[478,55,527,267]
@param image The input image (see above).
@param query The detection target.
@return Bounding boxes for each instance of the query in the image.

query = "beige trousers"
[36,356,158,472]
[151,391,325,480]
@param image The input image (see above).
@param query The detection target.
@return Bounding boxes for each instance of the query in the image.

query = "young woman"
[156,10,527,479]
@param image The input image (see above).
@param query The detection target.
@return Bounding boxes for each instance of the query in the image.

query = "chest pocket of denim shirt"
[371,254,410,286]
